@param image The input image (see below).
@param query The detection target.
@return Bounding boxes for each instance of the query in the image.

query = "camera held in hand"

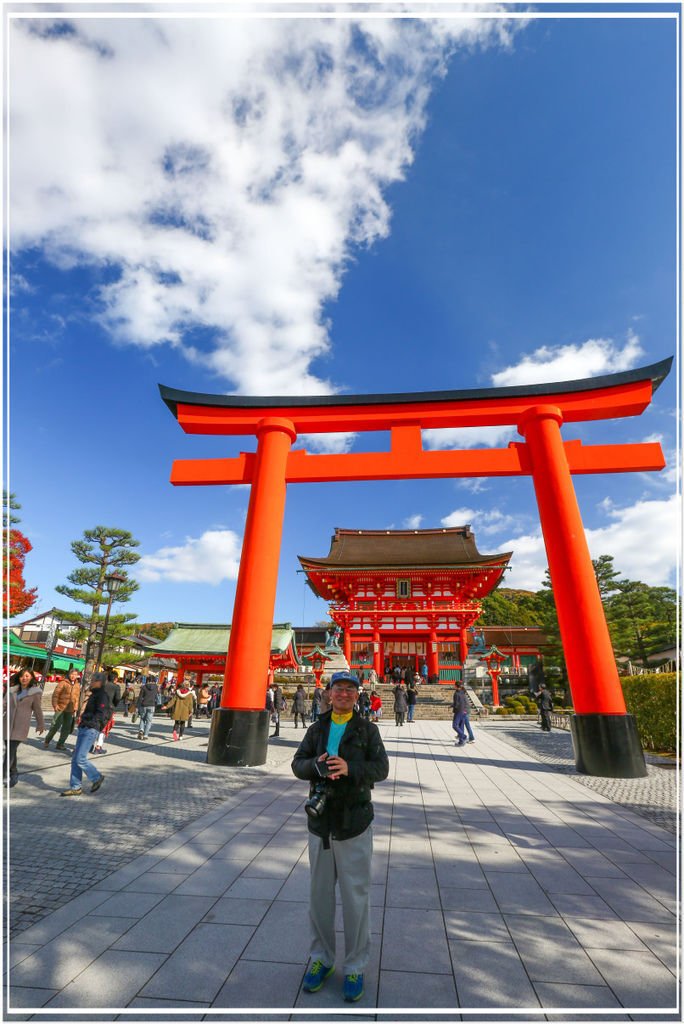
[305,757,331,819]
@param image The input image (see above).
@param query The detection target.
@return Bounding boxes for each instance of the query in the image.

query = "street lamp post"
[94,572,126,670]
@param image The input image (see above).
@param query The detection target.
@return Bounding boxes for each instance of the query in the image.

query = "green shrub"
[510,703,526,714]
[621,673,678,752]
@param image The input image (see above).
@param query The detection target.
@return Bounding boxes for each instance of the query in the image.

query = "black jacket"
[292,710,389,842]
[80,688,112,731]
[137,681,159,708]
[452,689,468,714]
[536,689,554,711]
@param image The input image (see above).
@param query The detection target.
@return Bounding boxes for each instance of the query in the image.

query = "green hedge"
[621,673,678,752]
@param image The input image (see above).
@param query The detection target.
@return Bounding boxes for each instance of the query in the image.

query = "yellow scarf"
[331,711,353,725]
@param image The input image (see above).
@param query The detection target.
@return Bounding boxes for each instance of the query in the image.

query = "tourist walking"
[271,684,286,737]
[369,691,382,722]
[165,682,195,740]
[535,683,554,731]
[292,684,308,728]
[311,686,322,722]
[292,671,389,1004]
[406,679,418,723]
[393,683,408,726]
[61,672,109,796]
[4,669,45,787]
[452,682,468,746]
[197,683,211,717]
[44,668,80,750]
[136,676,159,739]
[319,683,333,715]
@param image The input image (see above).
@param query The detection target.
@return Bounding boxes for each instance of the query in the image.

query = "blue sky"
[7,4,680,630]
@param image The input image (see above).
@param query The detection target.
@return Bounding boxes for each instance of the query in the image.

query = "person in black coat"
[292,671,389,1004]
[535,684,554,731]
[61,673,110,796]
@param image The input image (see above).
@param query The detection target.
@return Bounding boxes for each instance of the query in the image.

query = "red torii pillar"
[519,406,645,776]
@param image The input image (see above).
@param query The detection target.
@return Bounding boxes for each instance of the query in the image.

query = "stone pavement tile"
[563,916,647,951]
[43,949,167,1007]
[377,968,459,1011]
[615,860,677,901]
[471,842,530,873]
[583,875,675,923]
[382,908,452,974]
[532,980,627,1019]
[450,938,541,1009]
[645,848,678,874]
[276,865,310,902]
[625,919,679,973]
[213,958,303,1011]
[510,936,605,986]
[10,917,131,990]
[121,997,210,1020]
[439,887,499,913]
[173,858,247,897]
[148,844,224,873]
[241,852,303,879]
[556,845,628,878]
[240,900,310,964]
[90,891,165,919]
[6,986,58,1016]
[549,892,619,920]
[202,896,271,926]
[583,946,677,1008]
[386,867,440,909]
[224,875,285,900]
[208,836,270,862]
[485,871,557,915]
[433,859,489,889]
[443,910,509,943]
[112,894,216,953]
[6,943,41,969]
[140,922,254,1002]
[519,850,596,895]
[503,913,578,945]
[11,888,108,944]
[462,824,508,844]
[92,852,169,891]
[123,869,187,894]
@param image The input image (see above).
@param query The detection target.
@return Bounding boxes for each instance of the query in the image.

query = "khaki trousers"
[308,825,372,973]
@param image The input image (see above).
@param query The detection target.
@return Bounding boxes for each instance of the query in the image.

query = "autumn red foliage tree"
[3,492,38,618]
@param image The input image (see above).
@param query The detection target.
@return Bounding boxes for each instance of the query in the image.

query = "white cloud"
[10,15,515,402]
[491,334,643,388]
[424,424,516,451]
[403,514,424,529]
[501,494,680,590]
[136,528,241,584]
[441,505,521,537]
[424,334,645,452]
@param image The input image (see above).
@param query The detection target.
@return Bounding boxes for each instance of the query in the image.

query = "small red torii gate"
[160,357,672,776]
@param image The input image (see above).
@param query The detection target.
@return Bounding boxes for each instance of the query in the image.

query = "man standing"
[271,684,286,737]
[452,682,469,747]
[535,683,554,731]
[61,672,110,796]
[292,671,389,1004]
[136,675,159,740]
[44,669,81,750]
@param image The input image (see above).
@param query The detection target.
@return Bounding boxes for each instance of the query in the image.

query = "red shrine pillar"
[428,629,439,681]
[343,629,352,667]
[519,405,646,777]
[208,416,296,767]
[459,629,468,666]
[373,629,382,678]
[177,665,185,687]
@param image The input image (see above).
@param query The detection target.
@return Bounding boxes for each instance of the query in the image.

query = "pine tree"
[55,526,141,669]
[3,491,38,617]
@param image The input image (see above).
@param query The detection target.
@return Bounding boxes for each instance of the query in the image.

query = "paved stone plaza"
[4,713,680,1021]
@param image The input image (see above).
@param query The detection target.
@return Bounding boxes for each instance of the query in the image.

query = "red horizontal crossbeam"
[170,439,665,486]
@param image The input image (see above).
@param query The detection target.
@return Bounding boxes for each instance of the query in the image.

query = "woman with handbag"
[3,669,45,787]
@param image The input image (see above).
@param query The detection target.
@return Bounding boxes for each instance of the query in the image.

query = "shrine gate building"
[300,526,511,681]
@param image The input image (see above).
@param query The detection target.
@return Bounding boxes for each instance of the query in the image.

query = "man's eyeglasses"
[331,686,358,695]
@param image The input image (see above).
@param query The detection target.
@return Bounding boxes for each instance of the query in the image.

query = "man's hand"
[325,755,349,780]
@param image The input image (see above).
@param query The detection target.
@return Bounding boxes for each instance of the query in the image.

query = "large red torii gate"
[160,357,672,776]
